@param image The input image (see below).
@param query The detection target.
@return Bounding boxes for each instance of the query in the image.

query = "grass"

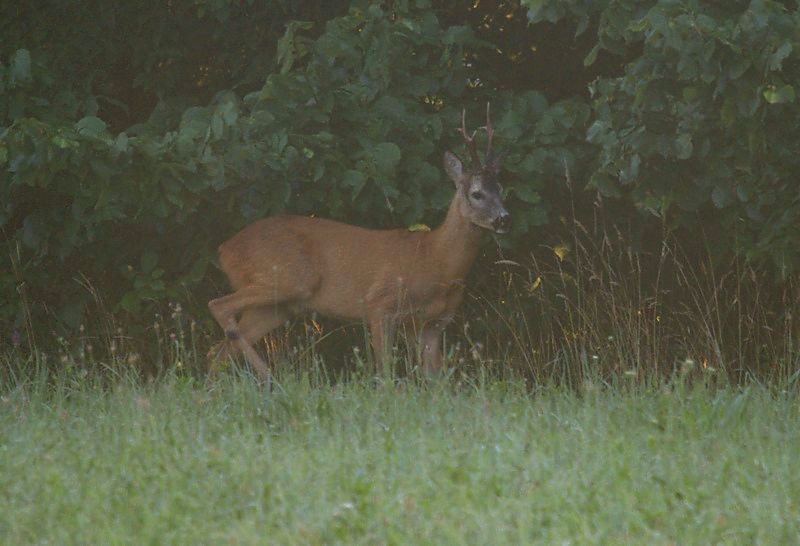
[2,368,800,545]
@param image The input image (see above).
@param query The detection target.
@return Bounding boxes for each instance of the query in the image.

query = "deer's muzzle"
[492,212,511,233]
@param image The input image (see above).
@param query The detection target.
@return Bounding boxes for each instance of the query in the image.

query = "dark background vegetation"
[2,0,799,380]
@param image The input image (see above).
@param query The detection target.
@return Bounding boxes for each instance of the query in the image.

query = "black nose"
[492,212,511,232]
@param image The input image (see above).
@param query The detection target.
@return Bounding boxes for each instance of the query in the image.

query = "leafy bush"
[579,0,800,275]
[1,0,798,365]
[2,2,572,335]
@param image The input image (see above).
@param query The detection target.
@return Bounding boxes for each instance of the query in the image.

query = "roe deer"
[208,104,509,378]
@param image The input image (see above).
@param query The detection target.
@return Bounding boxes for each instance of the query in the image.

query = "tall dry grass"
[464,187,799,387]
[3,190,798,388]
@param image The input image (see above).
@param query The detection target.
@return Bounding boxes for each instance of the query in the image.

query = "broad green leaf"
[52,135,76,149]
[514,184,541,204]
[619,154,640,185]
[10,49,32,84]
[112,133,129,155]
[525,0,559,23]
[746,204,764,222]
[219,100,239,125]
[763,84,795,104]
[442,26,474,45]
[590,172,620,197]
[187,259,208,283]
[370,142,402,175]
[675,134,693,159]
[412,161,439,186]
[728,58,750,80]
[575,14,589,37]
[682,87,699,102]
[141,251,157,273]
[769,42,792,72]
[496,109,527,139]
[119,292,141,313]
[75,116,108,138]
[211,113,224,140]
[525,0,546,19]
[736,185,752,202]
[313,162,325,182]
[516,150,547,176]
[90,158,117,178]
[270,130,288,153]
[586,120,609,144]
[22,215,40,248]
[179,107,211,139]
[720,98,737,127]
[276,20,313,74]
[711,186,731,209]
[342,169,367,200]
[583,44,599,67]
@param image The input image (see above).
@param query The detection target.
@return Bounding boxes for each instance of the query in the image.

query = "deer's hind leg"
[208,272,317,379]
[207,305,289,378]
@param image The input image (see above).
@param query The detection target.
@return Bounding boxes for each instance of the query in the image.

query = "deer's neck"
[429,192,482,280]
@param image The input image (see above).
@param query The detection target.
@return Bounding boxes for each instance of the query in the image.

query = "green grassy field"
[2,370,799,545]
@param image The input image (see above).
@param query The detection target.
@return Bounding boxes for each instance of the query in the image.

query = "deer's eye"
[470,191,484,201]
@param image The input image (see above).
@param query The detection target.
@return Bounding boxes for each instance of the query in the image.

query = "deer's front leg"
[368,313,396,368]
[419,320,449,374]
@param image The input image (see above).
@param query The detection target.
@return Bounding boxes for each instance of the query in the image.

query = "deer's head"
[444,104,510,234]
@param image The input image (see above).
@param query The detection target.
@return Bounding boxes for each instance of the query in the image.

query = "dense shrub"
[1,1,798,367]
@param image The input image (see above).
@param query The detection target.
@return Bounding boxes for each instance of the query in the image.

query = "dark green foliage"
[1,0,798,345]
[580,0,800,274]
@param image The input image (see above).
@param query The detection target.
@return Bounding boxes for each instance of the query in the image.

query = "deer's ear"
[443,152,464,187]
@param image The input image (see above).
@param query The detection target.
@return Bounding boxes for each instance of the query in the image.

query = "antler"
[459,108,482,168]
[484,102,494,160]
[483,102,506,172]
[458,103,503,171]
